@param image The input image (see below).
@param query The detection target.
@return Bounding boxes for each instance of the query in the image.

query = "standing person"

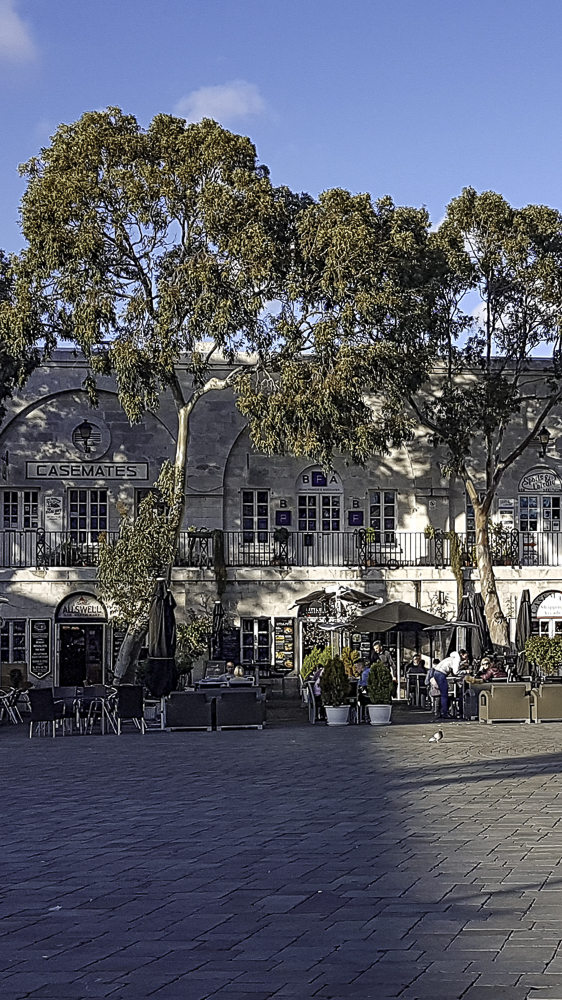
[429,650,461,719]
[370,640,397,697]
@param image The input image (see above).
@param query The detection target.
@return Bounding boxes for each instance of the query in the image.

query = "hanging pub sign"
[29,619,52,678]
[519,469,562,493]
[274,617,294,670]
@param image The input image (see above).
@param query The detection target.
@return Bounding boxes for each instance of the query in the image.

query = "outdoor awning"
[347,600,448,633]
[290,587,380,610]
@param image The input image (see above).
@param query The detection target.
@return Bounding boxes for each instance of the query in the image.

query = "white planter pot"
[325,705,350,726]
[368,704,392,726]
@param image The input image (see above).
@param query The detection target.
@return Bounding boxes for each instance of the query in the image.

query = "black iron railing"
[1,527,561,569]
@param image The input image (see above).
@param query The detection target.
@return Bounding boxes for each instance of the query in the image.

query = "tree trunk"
[474,503,510,647]
[113,625,147,685]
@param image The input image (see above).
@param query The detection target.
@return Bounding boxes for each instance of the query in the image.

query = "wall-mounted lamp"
[0,450,8,481]
[77,419,93,455]
[538,426,551,458]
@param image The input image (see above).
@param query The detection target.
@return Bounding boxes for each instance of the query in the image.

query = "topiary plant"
[524,635,562,677]
[301,645,332,682]
[320,655,351,707]
[367,660,394,704]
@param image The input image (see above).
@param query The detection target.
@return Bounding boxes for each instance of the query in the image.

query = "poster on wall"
[29,619,52,678]
[274,617,294,670]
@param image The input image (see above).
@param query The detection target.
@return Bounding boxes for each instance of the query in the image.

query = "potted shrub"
[524,635,562,682]
[366,660,394,725]
[320,655,351,725]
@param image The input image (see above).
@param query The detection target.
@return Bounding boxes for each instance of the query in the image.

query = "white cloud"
[0,0,36,63]
[174,80,266,125]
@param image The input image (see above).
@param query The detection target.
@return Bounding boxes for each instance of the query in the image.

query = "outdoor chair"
[77,685,108,734]
[0,688,24,725]
[106,685,145,735]
[53,686,79,726]
[306,680,326,724]
[165,691,214,731]
[530,684,562,722]
[478,682,532,724]
[215,689,266,730]
[28,688,66,738]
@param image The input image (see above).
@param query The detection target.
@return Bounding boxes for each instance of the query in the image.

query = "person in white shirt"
[427,651,460,719]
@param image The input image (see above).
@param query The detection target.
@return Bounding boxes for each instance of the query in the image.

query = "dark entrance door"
[59,624,104,686]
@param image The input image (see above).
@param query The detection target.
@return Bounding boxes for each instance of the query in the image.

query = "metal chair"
[0,688,23,725]
[306,681,326,724]
[28,688,65,738]
[106,685,145,734]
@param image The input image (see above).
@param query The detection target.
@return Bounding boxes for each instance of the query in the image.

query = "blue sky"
[1,0,562,252]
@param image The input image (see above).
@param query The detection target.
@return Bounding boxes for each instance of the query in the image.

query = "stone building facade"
[1,350,562,689]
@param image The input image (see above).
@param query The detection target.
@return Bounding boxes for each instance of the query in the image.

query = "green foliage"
[0,250,45,426]
[301,645,332,682]
[97,462,182,629]
[12,110,294,421]
[341,645,360,676]
[367,661,394,704]
[320,655,351,707]
[524,636,562,676]
[176,612,211,673]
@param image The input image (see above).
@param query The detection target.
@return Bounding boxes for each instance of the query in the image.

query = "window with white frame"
[2,491,39,529]
[0,619,26,662]
[240,617,271,664]
[369,490,396,542]
[242,490,269,543]
[298,494,341,532]
[69,489,108,542]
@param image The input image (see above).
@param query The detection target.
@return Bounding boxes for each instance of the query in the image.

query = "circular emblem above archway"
[71,418,111,461]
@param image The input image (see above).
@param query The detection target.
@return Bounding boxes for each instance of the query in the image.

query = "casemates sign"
[26,462,148,480]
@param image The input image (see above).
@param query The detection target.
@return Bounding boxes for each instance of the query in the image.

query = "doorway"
[59,624,104,686]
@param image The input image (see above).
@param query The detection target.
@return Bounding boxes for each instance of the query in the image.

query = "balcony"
[0,527,559,570]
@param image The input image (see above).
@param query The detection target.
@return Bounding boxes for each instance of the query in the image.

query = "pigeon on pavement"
[428,730,443,742]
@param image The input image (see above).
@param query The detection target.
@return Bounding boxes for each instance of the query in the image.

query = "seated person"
[358,659,371,687]
[478,657,507,681]
[406,654,426,675]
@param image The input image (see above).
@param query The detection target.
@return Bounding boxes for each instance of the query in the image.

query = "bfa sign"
[298,467,343,493]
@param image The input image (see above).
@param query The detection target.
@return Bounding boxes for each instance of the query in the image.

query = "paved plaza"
[3,715,562,999]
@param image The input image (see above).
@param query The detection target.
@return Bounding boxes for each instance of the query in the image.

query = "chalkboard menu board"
[221,626,240,663]
[351,631,372,659]
[274,617,294,670]
[112,624,128,666]
[29,619,51,678]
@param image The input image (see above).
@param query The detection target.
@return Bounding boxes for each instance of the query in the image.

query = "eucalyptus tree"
[0,250,45,426]
[416,189,562,646]
[8,108,301,676]
[239,187,562,647]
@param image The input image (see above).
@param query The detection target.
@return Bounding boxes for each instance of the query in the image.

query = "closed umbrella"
[211,600,225,659]
[448,595,474,658]
[145,578,177,697]
[516,589,532,673]
[471,593,493,658]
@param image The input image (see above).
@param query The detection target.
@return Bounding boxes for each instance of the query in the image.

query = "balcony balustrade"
[0,527,560,570]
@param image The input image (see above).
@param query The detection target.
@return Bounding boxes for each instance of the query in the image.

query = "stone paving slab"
[3,716,562,997]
